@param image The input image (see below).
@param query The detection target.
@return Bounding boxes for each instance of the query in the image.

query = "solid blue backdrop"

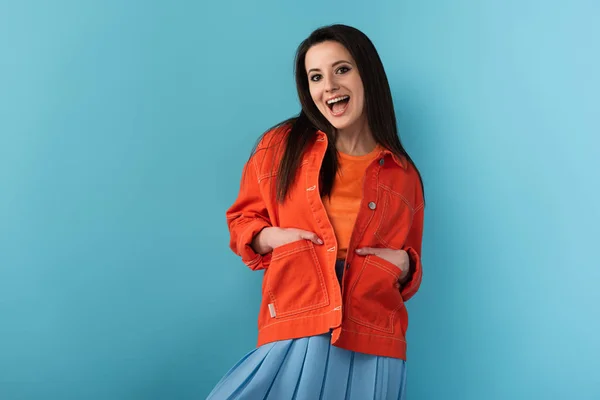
[1,1,598,399]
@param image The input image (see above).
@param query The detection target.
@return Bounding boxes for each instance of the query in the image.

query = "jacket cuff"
[238,218,272,270]
[400,246,422,301]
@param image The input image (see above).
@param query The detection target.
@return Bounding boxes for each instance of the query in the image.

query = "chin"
[328,116,358,131]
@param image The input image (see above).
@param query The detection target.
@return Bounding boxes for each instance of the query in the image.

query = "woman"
[208,24,424,400]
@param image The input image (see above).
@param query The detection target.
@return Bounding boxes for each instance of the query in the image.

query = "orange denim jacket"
[226,127,424,360]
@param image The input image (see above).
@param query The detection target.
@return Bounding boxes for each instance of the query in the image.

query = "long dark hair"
[255,24,424,203]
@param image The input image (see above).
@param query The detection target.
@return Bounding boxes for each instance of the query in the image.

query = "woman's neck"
[335,119,377,156]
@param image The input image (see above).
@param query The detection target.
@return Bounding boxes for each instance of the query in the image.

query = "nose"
[324,74,339,93]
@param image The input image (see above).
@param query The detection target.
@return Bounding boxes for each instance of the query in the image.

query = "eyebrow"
[307,60,352,74]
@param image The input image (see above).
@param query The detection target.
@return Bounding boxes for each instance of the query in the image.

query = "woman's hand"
[251,227,323,255]
[355,247,410,281]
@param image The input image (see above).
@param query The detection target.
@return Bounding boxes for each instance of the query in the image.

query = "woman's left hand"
[355,247,410,281]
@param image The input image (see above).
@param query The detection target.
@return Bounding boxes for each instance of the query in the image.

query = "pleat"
[386,354,405,400]
[264,337,308,399]
[319,341,353,400]
[344,352,355,400]
[233,339,294,399]
[346,350,378,400]
[206,342,277,399]
[374,356,385,400]
[292,335,331,400]
[396,360,407,400]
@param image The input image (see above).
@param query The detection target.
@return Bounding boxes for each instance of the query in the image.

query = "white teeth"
[326,95,350,105]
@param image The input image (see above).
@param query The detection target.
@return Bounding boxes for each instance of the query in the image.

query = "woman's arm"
[226,156,273,271]
[399,202,424,301]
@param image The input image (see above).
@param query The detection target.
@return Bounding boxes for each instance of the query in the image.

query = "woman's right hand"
[251,227,323,255]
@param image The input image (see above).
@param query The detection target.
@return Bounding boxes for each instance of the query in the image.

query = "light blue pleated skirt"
[206,333,406,400]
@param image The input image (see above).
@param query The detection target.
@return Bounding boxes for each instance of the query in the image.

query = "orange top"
[323,146,382,260]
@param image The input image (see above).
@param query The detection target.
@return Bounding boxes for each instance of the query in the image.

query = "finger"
[300,231,323,245]
[355,247,378,255]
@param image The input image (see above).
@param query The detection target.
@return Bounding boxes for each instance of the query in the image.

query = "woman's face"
[305,41,366,131]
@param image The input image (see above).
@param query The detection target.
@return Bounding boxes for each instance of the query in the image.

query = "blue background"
[1,0,598,399]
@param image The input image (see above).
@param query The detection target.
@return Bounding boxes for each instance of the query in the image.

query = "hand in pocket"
[252,227,323,254]
[355,247,410,281]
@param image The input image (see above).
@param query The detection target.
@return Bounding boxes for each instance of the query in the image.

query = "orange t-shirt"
[323,146,382,260]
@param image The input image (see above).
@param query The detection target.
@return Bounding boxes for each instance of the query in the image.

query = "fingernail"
[355,249,363,253]
[317,239,323,244]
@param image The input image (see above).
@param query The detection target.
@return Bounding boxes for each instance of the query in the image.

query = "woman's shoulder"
[255,118,322,148]
[255,120,296,151]
[403,159,425,209]
[382,152,424,209]
[249,120,296,174]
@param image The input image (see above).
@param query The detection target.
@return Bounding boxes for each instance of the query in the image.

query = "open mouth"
[326,95,350,116]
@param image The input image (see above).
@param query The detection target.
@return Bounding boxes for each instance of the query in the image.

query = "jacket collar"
[316,130,407,169]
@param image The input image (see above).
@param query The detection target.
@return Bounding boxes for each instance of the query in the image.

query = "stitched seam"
[251,156,262,183]
[368,258,402,278]
[257,172,277,183]
[340,328,407,343]
[306,155,321,233]
[274,299,330,318]
[268,287,276,306]
[414,201,424,212]
[259,307,336,329]
[348,315,393,334]
[257,159,309,183]
[253,151,281,183]
[271,245,311,261]
[310,240,330,305]
[378,184,414,211]
[350,301,404,333]
[244,254,261,267]
[273,298,329,318]
[388,301,405,333]
[347,258,367,306]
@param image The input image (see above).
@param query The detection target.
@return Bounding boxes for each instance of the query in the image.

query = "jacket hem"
[257,309,340,347]
[334,328,407,360]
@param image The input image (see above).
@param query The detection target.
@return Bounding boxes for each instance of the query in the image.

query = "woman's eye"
[336,66,350,74]
[310,74,322,82]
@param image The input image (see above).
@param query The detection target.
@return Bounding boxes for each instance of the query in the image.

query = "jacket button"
[368,201,376,210]
[379,158,384,166]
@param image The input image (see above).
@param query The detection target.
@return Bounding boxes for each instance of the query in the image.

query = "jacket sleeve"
[400,200,424,301]
[225,154,273,271]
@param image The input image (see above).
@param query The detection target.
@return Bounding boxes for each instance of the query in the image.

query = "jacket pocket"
[347,255,407,334]
[265,239,329,318]
[374,187,413,250]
